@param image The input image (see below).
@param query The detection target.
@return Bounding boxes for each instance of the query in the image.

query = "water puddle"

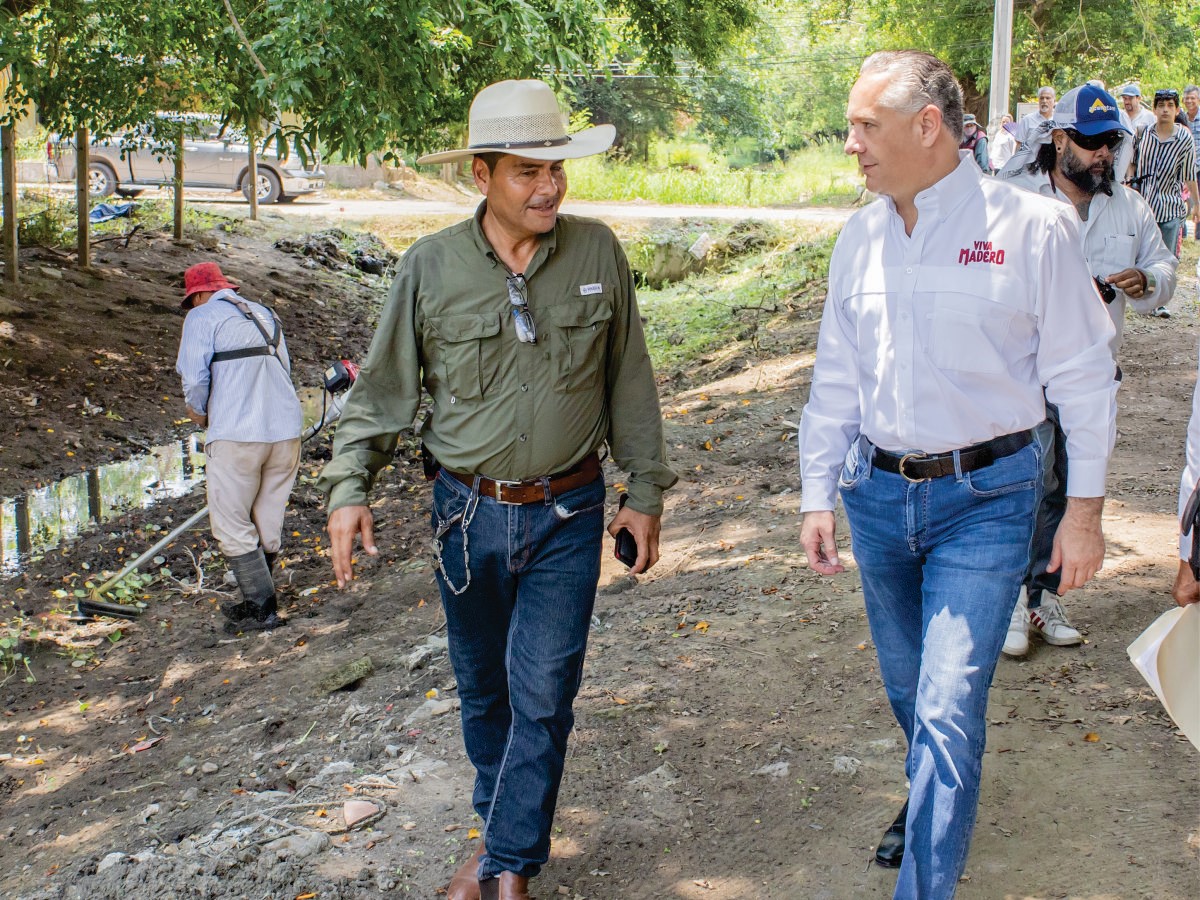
[1,388,334,578]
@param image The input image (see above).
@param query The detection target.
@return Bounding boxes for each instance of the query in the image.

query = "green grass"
[566,144,860,208]
[635,223,837,373]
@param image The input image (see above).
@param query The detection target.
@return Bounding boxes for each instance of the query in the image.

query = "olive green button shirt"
[317,203,677,515]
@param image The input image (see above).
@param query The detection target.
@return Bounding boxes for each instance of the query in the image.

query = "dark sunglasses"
[1154,89,1179,103]
[505,275,537,344]
[1065,129,1124,152]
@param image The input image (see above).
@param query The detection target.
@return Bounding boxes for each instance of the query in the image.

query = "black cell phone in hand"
[615,494,638,567]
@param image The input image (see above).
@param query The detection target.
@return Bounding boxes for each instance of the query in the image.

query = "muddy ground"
[0,209,1197,900]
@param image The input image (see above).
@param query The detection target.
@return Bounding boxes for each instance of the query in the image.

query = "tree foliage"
[1,1,762,163]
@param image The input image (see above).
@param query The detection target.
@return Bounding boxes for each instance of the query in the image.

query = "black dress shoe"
[874,799,909,868]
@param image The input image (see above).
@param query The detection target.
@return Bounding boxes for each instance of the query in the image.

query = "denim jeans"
[1157,217,1183,258]
[839,436,1042,899]
[431,470,605,880]
[1024,403,1066,608]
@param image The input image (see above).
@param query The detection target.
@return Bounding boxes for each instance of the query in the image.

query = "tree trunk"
[173,123,184,241]
[1,124,17,289]
[75,127,90,269]
[247,121,259,221]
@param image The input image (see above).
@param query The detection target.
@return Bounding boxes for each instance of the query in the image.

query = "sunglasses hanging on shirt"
[505,274,537,344]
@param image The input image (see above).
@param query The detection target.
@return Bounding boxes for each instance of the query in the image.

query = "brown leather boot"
[498,871,531,900]
[479,872,531,900]
[445,842,485,900]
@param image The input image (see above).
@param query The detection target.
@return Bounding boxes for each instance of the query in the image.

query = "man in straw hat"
[318,80,677,899]
[176,261,303,634]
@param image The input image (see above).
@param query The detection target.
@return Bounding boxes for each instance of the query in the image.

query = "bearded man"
[998,83,1177,656]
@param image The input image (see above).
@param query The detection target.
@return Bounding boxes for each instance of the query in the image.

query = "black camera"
[1093,277,1116,304]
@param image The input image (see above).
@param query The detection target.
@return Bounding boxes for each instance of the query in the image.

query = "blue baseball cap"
[1052,84,1132,136]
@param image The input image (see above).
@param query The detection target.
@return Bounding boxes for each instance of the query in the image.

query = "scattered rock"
[403,697,460,726]
[96,851,127,873]
[598,575,638,596]
[316,655,375,694]
[199,762,219,775]
[404,645,436,672]
[318,760,356,780]
[832,756,861,776]
[263,829,329,861]
[38,266,64,280]
[176,755,197,770]
[139,803,160,823]
[865,738,899,755]
[752,761,790,778]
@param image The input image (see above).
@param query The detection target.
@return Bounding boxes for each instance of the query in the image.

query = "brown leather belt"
[445,452,601,504]
[868,430,1034,483]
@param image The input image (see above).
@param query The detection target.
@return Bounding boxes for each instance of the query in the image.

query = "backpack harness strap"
[209,296,285,368]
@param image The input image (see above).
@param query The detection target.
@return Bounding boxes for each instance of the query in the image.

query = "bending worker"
[176,261,302,634]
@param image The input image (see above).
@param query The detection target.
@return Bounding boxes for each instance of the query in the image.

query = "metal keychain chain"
[433,479,482,596]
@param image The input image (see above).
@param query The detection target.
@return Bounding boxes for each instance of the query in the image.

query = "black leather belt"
[868,430,1034,483]
[446,452,601,504]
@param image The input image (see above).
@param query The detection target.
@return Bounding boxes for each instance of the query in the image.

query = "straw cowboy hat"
[416,80,615,165]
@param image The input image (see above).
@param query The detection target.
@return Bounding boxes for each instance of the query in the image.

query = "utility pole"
[989,0,1014,131]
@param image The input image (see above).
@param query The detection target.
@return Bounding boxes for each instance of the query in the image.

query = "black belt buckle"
[898,452,930,483]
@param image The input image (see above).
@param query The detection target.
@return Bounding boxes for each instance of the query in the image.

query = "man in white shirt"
[999,83,1178,656]
[1115,84,1157,181]
[1014,85,1056,146]
[798,51,1117,898]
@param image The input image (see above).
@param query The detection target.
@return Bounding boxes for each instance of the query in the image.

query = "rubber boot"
[222,547,286,634]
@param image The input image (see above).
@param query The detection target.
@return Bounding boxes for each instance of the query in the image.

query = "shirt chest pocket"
[925,294,1017,375]
[549,296,613,393]
[425,313,502,402]
[1099,233,1137,272]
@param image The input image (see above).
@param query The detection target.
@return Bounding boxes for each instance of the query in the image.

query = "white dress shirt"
[799,155,1117,512]
[1181,340,1200,561]
[1003,169,1177,356]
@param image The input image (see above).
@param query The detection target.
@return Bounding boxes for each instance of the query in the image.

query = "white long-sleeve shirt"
[799,154,1118,512]
[1003,169,1177,357]
[1181,340,1200,562]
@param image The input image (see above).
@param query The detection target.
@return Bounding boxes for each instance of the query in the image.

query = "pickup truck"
[48,114,325,204]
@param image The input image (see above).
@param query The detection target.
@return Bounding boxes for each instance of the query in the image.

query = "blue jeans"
[431,470,605,880]
[1024,403,1066,608]
[839,436,1042,899]
[1157,217,1183,258]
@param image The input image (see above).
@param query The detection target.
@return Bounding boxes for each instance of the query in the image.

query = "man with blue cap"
[999,83,1177,656]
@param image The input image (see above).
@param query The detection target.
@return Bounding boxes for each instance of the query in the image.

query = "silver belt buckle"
[898,452,930,483]
[491,478,524,505]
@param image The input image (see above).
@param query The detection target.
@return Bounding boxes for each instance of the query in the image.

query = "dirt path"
[0,230,1196,899]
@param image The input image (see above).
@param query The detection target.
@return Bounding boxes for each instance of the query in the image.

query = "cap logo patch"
[1088,98,1112,114]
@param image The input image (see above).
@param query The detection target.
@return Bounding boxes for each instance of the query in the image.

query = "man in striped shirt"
[1131,89,1199,255]
[176,262,303,633]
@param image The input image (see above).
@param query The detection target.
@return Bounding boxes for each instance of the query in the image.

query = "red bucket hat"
[182,262,238,309]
